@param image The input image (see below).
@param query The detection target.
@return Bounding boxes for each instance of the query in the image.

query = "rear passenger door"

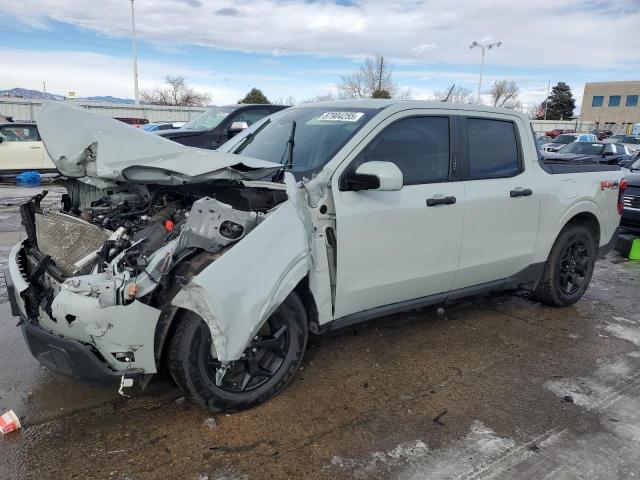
[452,114,541,290]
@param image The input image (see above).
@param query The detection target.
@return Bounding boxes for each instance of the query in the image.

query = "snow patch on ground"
[604,323,640,347]
[544,377,612,408]
[595,359,634,379]
[329,421,515,480]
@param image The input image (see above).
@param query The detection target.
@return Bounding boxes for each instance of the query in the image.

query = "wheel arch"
[561,211,601,248]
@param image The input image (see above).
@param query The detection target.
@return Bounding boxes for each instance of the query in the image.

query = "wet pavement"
[0,183,639,479]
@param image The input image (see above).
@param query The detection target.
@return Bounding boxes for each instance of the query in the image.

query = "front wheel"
[168,291,308,412]
[533,224,596,307]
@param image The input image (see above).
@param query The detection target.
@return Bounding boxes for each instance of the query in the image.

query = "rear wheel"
[168,291,308,412]
[533,224,596,307]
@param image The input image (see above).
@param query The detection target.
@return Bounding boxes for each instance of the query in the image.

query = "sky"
[1,0,639,111]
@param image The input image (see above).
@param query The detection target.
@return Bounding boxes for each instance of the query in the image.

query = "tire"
[533,224,596,307]
[168,291,308,412]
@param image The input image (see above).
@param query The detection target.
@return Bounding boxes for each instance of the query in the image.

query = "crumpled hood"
[38,102,282,188]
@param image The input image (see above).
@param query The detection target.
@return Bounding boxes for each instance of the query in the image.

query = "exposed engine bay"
[20,179,288,315]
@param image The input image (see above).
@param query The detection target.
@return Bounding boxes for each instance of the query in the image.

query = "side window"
[231,109,271,127]
[466,118,521,179]
[0,126,39,142]
[354,116,450,185]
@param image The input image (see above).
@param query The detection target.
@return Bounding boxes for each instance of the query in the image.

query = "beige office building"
[580,81,640,128]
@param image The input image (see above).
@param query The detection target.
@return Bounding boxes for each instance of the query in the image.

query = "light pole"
[469,40,501,104]
[130,0,140,105]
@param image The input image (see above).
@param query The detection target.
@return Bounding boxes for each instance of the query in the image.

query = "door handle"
[427,196,456,207]
[510,188,533,198]
[29,146,42,149]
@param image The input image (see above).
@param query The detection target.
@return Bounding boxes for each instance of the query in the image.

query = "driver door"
[331,110,465,319]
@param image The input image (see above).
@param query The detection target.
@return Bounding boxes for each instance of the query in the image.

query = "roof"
[0,122,36,127]
[292,99,531,120]
[221,104,289,108]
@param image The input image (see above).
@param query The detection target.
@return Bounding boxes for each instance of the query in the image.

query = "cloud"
[411,43,437,56]
[214,7,241,16]
[0,0,637,69]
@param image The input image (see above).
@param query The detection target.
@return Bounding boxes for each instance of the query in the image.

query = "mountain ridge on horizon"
[0,87,135,104]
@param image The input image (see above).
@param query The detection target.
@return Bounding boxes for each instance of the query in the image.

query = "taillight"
[618,178,628,215]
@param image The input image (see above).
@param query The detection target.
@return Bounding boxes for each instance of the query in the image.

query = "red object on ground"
[164,219,175,232]
[0,410,21,435]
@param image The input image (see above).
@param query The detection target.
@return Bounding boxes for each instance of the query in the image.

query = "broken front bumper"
[6,240,160,383]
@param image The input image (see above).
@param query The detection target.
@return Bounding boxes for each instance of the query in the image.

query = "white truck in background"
[6,101,625,412]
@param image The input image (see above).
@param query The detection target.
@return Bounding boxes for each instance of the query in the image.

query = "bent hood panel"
[38,102,281,185]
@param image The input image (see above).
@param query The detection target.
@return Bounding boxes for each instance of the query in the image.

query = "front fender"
[171,197,310,362]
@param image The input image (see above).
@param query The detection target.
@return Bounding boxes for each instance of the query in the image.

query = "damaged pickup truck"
[6,101,625,412]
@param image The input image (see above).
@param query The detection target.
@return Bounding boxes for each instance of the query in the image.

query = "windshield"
[233,107,377,178]
[183,107,236,130]
[620,136,640,145]
[554,134,577,144]
[559,143,604,155]
[631,157,640,171]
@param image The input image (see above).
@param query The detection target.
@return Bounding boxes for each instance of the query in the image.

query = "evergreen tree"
[545,82,575,120]
[239,88,270,104]
[372,89,391,99]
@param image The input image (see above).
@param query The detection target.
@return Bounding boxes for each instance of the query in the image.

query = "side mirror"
[228,121,248,135]
[342,161,403,192]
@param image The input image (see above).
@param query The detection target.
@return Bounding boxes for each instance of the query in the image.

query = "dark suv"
[157,104,288,149]
[621,157,640,235]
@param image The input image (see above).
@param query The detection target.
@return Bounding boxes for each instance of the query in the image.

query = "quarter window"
[591,96,604,107]
[608,95,621,107]
[626,95,639,107]
[354,116,450,185]
[466,118,521,179]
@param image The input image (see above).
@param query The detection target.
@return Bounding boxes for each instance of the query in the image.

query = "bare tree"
[432,85,474,103]
[526,103,540,119]
[337,55,399,99]
[300,92,336,104]
[140,75,211,107]
[271,95,297,106]
[490,79,520,108]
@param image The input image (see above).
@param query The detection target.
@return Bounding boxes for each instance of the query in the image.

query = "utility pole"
[378,56,384,92]
[543,79,550,120]
[469,40,501,104]
[130,0,140,105]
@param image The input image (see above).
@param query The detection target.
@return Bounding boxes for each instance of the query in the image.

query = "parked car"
[157,104,289,149]
[542,141,631,166]
[542,133,598,152]
[544,128,575,138]
[614,135,640,154]
[142,122,175,132]
[6,101,623,412]
[603,134,625,144]
[114,117,149,128]
[536,134,554,145]
[0,123,56,173]
[619,157,640,235]
[591,129,613,140]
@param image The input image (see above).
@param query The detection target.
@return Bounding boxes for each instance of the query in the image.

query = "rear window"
[466,118,521,179]
[555,134,577,144]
